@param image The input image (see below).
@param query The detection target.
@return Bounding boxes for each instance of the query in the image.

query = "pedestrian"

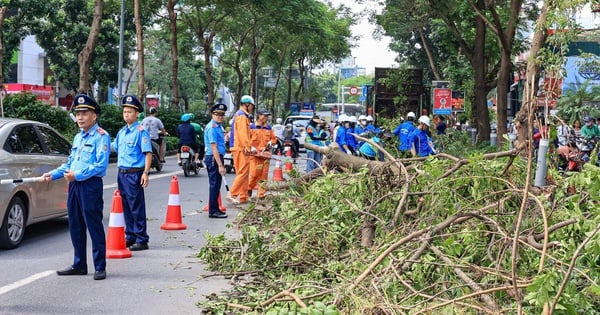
[434,115,447,135]
[141,107,168,163]
[409,115,436,157]
[204,103,228,218]
[227,95,255,204]
[248,108,277,199]
[393,112,416,158]
[112,94,152,251]
[305,116,328,172]
[42,94,110,280]
[177,113,201,167]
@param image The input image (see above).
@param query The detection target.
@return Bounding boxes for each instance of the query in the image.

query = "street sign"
[349,86,359,96]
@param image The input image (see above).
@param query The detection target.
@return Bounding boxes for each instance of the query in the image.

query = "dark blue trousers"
[118,172,149,244]
[67,177,106,272]
[204,155,224,215]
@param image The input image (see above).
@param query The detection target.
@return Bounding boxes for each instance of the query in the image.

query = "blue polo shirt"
[51,123,111,181]
[112,121,153,168]
[204,119,226,156]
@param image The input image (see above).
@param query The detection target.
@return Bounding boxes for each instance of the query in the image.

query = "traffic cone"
[106,190,132,259]
[284,147,293,172]
[272,152,284,181]
[161,176,187,230]
[203,192,226,212]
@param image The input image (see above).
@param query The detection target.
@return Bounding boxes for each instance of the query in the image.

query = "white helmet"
[366,115,374,122]
[418,115,431,127]
[349,116,358,123]
[338,114,349,122]
[407,112,416,119]
[276,118,282,124]
[358,115,367,121]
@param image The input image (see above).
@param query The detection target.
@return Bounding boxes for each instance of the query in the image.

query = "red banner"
[4,83,54,105]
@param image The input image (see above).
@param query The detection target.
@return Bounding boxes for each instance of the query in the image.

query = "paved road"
[0,156,243,314]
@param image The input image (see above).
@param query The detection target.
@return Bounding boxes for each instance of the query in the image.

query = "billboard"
[433,88,452,115]
[4,83,54,105]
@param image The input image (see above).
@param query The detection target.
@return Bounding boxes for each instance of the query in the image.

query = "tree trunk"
[0,7,7,85]
[202,33,215,107]
[134,0,145,101]
[515,2,549,154]
[167,0,180,109]
[472,0,491,142]
[77,0,103,94]
[418,27,441,81]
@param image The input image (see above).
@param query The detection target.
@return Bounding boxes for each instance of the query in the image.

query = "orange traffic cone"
[203,192,226,212]
[161,176,187,230]
[106,190,132,259]
[284,147,293,172]
[272,151,284,181]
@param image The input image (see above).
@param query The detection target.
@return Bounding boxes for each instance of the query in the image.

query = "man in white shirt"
[272,117,285,140]
[142,107,168,162]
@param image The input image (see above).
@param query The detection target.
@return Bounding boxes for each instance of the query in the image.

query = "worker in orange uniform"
[226,95,255,204]
[248,108,277,199]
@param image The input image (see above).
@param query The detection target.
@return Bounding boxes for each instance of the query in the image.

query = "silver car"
[0,118,71,249]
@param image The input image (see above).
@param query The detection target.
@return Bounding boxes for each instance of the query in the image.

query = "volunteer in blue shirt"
[204,103,228,218]
[43,94,111,281]
[409,115,436,157]
[112,94,153,251]
[393,112,417,157]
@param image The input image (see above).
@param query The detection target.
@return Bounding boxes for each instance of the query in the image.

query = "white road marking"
[0,270,55,296]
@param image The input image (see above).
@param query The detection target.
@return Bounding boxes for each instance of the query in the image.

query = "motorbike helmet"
[240,95,255,105]
[181,113,192,122]
[418,115,431,127]
[276,118,282,124]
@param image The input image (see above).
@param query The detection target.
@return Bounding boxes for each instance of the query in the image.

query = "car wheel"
[0,196,27,249]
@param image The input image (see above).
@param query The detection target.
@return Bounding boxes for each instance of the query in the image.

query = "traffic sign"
[349,86,359,96]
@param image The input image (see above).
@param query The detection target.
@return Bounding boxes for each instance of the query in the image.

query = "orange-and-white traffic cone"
[160,176,187,230]
[106,190,132,259]
[203,192,226,212]
[284,147,293,172]
[272,151,284,181]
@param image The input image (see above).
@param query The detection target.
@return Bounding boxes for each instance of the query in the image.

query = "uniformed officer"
[204,103,228,218]
[112,94,153,250]
[43,94,111,280]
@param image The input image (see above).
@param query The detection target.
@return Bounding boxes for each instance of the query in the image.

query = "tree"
[77,0,103,93]
[166,0,180,108]
[134,0,145,100]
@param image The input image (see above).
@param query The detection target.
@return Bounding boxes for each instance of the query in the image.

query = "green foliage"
[2,93,77,137]
[197,144,600,313]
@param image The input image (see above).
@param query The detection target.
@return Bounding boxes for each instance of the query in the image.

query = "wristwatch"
[143,170,149,175]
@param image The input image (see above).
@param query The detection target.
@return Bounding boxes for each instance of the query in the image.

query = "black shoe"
[126,239,135,247]
[94,270,106,280]
[160,160,166,163]
[129,243,149,251]
[209,212,228,219]
[178,161,182,166]
[57,266,87,276]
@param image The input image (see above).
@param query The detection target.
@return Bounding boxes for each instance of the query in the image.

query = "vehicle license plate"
[180,152,190,159]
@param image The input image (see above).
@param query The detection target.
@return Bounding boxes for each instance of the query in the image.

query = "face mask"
[344,123,350,128]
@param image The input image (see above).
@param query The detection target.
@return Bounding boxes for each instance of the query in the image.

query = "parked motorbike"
[180,145,201,177]
[150,140,163,172]
[272,137,298,159]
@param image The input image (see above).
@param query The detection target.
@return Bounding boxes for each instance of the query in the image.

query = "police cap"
[122,94,144,112]
[72,94,101,114]
[210,103,227,113]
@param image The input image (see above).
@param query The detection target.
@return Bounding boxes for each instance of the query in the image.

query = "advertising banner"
[433,88,452,115]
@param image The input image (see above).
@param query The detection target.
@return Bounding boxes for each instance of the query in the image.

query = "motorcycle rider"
[141,107,168,163]
[282,122,300,158]
[177,113,200,166]
[272,117,285,140]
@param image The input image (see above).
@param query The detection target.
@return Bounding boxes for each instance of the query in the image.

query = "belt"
[118,167,144,173]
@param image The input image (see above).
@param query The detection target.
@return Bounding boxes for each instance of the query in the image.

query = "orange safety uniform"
[248,123,277,198]
[229,108,252,202]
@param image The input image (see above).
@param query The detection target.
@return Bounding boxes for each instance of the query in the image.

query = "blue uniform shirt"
[359,136,381,158]
[204,119,226,156]
[346,127,358,149]
[112,121,153,168]
[393,121,416,151]
[409,129,435,157]
[51,123,110,181]
[335,125,348,149]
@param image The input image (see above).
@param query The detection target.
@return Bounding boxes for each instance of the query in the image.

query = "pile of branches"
[197,140,600,314]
